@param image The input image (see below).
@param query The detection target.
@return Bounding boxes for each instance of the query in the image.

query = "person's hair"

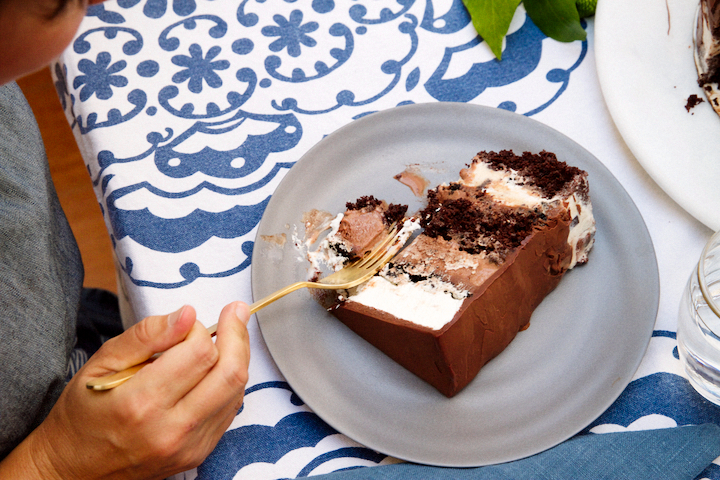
[47,0,77,19]
[0,0,80,19]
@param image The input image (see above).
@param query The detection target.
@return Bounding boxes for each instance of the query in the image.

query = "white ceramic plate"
[251,103,659,466]
[595,0,720,231]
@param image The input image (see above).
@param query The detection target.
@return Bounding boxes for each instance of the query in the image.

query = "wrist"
[0,428,63,480]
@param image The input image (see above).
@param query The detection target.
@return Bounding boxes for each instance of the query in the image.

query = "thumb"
[86,305,197,374]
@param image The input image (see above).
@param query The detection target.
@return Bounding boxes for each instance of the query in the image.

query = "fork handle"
[86,281,311,391]
[194,280,312,338]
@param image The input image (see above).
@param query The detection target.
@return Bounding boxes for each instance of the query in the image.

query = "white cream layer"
[306,213,346,273]
[462,161,545,208]
[564,193,595,267]
[349,276,465,330]
[699,9,720,73]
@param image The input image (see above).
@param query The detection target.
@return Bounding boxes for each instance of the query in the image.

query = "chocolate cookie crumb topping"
[686,94,705,112]
[346,195,383,211]
[477,150,585,199]
[420,186,538,260]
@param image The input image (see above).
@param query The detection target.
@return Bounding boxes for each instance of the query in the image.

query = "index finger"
[84,305,196,377]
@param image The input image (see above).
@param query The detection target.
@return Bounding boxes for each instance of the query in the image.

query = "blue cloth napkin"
[307,425,720,480]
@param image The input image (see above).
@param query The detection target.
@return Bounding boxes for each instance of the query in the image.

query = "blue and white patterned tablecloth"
[53,1,720,478]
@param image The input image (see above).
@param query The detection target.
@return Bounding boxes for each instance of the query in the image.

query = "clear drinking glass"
[678,230,720,405]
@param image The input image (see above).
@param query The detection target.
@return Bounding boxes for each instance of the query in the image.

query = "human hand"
[2,301,251,479]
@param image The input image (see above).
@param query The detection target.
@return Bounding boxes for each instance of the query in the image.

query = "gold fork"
[86,223,408,391]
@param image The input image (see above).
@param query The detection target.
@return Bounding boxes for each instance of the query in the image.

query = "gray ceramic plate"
[251,103,659,467]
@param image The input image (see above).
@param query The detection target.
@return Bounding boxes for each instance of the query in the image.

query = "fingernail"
[235,302,250,326]
[168,305,186,327]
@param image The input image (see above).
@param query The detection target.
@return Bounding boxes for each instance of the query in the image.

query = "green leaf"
[523,0,587,43]
[462,0,522,60]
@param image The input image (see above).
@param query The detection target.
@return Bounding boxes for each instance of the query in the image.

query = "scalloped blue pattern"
[54,2,720,478]
[55,0,587,289]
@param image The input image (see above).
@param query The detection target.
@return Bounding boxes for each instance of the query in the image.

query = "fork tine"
[365,240,403,272]
[341,223,397,269]
[355,227,404,276]
[353,223,400,269]
[317,222,405,287]
[353,243,404,285]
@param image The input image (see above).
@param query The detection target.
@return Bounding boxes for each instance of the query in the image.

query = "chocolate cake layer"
[330,208,571,397]
[312,150,594,398]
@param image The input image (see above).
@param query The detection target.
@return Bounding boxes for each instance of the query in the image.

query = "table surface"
[54,1,720,479]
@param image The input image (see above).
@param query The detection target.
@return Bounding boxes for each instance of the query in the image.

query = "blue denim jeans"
[0,81,84,459]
